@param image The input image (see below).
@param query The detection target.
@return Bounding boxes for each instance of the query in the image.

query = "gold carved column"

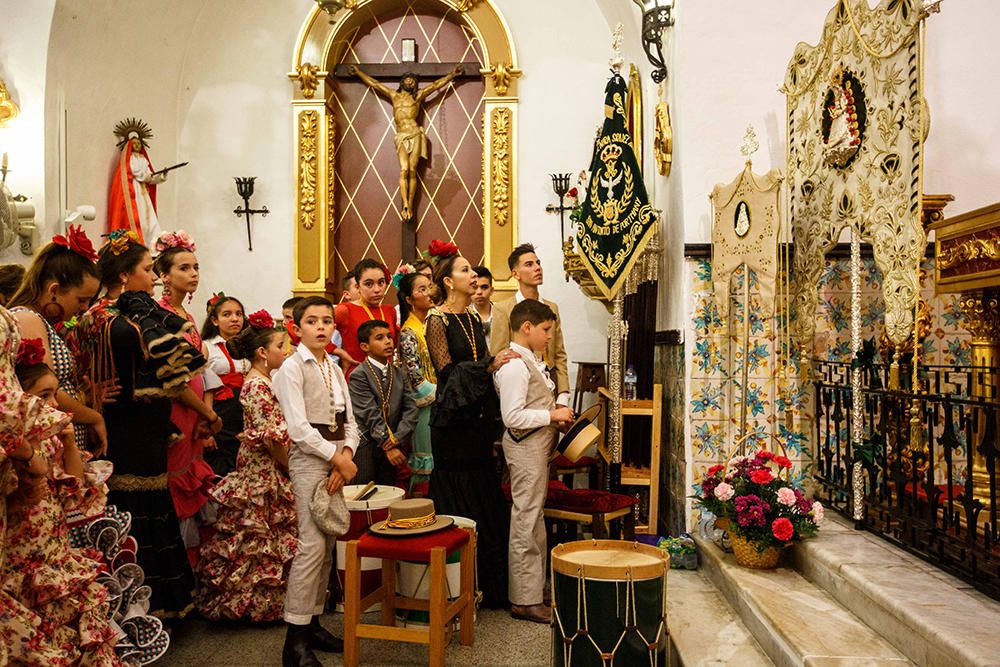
[291,100,332,297]
[482,63,520,296]
[960,290,1000,502]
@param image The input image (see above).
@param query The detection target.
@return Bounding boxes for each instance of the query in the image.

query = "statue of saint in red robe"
[108,131,166,247]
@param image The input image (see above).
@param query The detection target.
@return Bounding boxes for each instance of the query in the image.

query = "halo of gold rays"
[113,117,154,150]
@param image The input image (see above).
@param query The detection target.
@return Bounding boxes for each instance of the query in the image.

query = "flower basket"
[729,532,781,569]
[690,436,823,568]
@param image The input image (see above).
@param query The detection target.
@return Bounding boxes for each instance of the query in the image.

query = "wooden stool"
[542,488,638,546]
[343,526,475,667]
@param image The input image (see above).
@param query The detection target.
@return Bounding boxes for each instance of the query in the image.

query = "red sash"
[213,341,244,402]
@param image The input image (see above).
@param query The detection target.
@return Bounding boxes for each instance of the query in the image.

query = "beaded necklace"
[318,354,336,394]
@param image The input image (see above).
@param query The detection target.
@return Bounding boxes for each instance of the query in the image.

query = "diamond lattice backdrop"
[331,3,485,295]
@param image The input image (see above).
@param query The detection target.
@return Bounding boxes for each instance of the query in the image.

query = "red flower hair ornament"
[52,225,99,263]
[427,239,459,259]
[247,309,275,330]
[16,337,46,368]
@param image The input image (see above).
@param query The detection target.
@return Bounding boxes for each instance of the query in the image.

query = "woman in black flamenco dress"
[425,252,521,608]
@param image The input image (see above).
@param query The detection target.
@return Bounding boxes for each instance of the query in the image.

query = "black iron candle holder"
[234,177,269,251]
[545,172,574,245]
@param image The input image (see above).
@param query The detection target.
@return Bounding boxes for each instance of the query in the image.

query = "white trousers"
[284,446,336,625]
[502,430,553,606]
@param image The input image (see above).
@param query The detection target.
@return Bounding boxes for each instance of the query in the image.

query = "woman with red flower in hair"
[334,258,399,378]
[8,226,108,457]
[196,310,297,622]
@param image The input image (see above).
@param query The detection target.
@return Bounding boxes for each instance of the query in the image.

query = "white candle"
[1,152,7,171]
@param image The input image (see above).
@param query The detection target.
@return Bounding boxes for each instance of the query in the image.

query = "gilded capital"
[960,290,1000,343]
[482,62,521,97]
[288,63,326,100]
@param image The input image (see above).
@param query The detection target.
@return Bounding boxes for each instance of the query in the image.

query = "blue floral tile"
[692,420,726,457]
[690,380,725,417]
[693,337,725,376]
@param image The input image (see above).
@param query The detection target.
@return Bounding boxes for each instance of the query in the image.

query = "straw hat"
[370,498,453,537]
[557,403,602,463]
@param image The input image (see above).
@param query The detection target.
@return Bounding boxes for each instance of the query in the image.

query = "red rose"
[16,337,46,367]
[750,469,773,485]
[52,224,98,263]
[567,187,578,198]
[774,455,792,469]
[771,517,794,541]
[707,464,724,476]
[247,309,275,330]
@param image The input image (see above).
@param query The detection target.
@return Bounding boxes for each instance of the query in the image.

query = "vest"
[284,349,350,428]
[506,355,557,444]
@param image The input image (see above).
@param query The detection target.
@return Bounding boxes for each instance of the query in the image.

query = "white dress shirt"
[514,290,570,406]
[494,342,554,431]
[272,343,359,460]
[204,335,251,377]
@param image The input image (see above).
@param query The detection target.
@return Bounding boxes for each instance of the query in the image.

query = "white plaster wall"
[0,0,56,265]
[33,0,616,366]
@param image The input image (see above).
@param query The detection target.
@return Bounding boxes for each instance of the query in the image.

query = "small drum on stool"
[551,540,669,667]
[395,515,479,628]
[335,484,405,611]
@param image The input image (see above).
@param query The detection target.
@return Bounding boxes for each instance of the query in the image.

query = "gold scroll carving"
[288,63,325,99]
[491,107,511,228]
[327,113,336,231]
[298,110,319,230]
[938,237,1000,271]
[483,62,521,96]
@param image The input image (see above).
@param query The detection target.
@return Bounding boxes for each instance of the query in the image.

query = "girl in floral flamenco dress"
[6,336,167,665]
[196,310,298,622]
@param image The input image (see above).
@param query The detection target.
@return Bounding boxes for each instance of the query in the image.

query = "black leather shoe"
[308,616,344,653]
[282,623,322,667]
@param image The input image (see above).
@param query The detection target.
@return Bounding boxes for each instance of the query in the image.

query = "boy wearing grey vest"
[272,296,359,667]
[493,299,574,624]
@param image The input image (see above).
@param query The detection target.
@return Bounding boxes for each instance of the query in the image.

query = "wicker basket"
[729,532,780,569]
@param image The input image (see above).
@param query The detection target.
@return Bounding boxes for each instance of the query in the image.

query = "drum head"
[343,484,405,510]
[551,539,668,580]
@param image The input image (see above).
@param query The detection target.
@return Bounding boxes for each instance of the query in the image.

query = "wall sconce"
[632,0,674,84]
[0,79,19,128]
[234,177,268,251]
[545,172,574,250]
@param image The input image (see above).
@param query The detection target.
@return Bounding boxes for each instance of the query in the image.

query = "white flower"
[812,501,825,525]
[715,482,735,501]
[777,487,797,506]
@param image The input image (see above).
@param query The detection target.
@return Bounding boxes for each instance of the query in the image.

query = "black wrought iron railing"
[813,359,1000,599]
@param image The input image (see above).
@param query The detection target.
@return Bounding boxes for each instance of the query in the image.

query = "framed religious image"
[734,200,751,238]
[401,38,417,63]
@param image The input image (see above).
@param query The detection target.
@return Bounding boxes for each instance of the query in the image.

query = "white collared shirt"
[272,343,359,460]
[493,341,554,431]
[513,289,569,406]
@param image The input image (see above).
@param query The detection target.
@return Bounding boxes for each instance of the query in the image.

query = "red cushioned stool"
[543,488,637,543]
[343,525,475,667]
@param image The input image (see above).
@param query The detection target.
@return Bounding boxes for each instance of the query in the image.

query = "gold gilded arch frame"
[288,0,520,297]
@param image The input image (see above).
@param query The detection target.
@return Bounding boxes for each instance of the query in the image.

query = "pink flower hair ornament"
[154,230,197,254]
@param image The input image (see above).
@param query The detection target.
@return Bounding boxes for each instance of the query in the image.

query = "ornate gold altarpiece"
[288,0,520,297]
[785,0,929,351]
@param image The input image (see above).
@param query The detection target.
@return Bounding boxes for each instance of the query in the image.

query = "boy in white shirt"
[272,296,359,667]
[493,299,574,623]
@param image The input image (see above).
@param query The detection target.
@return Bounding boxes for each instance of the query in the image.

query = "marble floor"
[159,609,550,667]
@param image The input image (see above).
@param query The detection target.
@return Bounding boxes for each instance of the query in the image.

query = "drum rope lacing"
[551,563,668,667]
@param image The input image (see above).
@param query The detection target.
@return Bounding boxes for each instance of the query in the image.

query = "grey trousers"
[501,428,554,606]
[284,446,336,625]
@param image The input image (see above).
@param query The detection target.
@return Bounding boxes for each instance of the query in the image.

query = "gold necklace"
[365,359,396,442]
[452,311,478,361]
[318,355,335,393]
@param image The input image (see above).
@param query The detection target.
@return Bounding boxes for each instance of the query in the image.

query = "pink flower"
[776,487,797,506]
[772,517,794,541]
[750,469,773,485]
[155,230,197,253]
[715,482,734,501]
[812,501,825,525]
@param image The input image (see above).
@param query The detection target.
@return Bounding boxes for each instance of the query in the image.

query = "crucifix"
[335,56,480,260]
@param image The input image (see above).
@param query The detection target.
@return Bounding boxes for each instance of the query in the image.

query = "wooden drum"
[334,484,405,612]
[551,540,669,667]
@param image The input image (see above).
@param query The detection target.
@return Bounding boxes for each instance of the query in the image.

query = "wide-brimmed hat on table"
[557,403,602,463]
[370,498,453,537]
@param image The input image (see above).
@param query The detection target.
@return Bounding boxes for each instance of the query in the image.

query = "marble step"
[790,514,1000,667]
[668,568,774,667]
[695,533,913,667]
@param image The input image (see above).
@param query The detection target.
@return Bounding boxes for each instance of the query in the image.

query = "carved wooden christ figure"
[349,64,463,222]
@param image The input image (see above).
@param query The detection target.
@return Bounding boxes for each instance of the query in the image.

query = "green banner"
[575,73,656,299]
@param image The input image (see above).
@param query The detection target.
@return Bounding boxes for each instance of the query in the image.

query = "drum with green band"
[551,539,669,667]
